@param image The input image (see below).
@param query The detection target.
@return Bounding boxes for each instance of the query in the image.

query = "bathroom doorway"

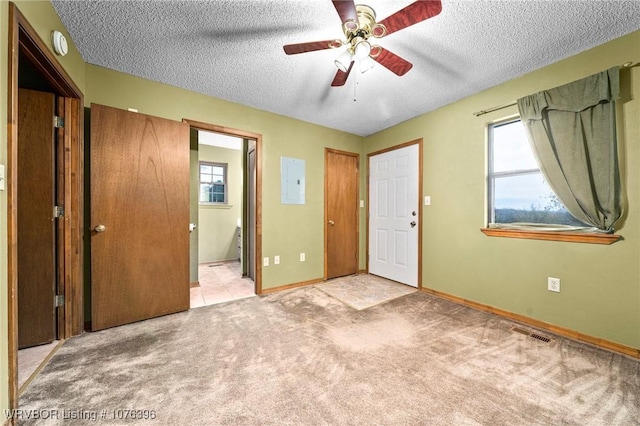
[187,125,259,307]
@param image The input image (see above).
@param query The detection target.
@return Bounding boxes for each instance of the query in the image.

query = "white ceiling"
[51,0,640,136]
[198,130,242,150]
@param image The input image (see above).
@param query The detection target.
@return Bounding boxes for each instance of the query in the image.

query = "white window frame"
[487,118,583,227]
[199,161,228,205]
[487,118,541,224]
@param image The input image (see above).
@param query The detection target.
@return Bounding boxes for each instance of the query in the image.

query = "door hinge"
[54,116,65,129]
[55,294,65,307]
[53,205,64,218]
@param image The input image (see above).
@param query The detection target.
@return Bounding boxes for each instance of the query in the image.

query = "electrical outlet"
[548,277,560,292]
[300,253,305,262]
[263,257,269,267]
[274,255,280,265]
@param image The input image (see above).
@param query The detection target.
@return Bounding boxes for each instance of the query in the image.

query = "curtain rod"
[472,61,638,117]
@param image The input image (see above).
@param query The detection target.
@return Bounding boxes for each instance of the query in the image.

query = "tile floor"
[190,261,255,308]
[18,340,61,390]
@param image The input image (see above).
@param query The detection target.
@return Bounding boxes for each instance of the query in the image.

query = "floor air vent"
[510,326,552,343]
[529,333,551,343]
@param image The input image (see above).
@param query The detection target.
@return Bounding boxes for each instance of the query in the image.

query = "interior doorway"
[184,119,263,302]
[189,129,255,307]
[16,86,61,391]
[8,3,84,408]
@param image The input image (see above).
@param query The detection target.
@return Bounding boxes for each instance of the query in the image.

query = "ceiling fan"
[283,0,442,87]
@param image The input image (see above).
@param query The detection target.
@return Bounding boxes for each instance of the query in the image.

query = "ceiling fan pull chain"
[353,64,358,102]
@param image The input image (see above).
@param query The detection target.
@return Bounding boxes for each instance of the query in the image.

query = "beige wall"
[197,144,243,264]
[364,31,640,349]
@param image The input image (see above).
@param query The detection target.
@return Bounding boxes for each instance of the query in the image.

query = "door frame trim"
[324,148,360,279]
[182,119,263,294]
[366,139,423,288]
[7,1,84,409]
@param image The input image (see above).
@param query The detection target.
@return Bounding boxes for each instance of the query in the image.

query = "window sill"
[480,228,622,245]
[199,203,233,209]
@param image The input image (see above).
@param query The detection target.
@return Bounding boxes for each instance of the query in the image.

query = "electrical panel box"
[281,157,305,205]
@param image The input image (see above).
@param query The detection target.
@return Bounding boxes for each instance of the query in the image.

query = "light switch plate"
[360,200,364,208]
[263,257,269,267]
[424,196,431,205]
[0,164,4,191]
[274,255,280,265]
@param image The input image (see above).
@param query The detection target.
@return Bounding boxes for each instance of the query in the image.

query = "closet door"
[325,149,359,279]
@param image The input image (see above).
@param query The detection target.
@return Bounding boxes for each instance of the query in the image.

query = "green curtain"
[517,67,621,232]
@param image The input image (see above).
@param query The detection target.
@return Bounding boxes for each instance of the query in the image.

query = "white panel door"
[369,144,419,287]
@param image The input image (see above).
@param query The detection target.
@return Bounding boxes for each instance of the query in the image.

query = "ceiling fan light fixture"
[282,0,442,87]
[359,56,376,74]
[334,49,353,72]
[354,40,371,59]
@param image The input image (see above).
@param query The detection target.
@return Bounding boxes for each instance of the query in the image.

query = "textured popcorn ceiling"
[51,0,640,136]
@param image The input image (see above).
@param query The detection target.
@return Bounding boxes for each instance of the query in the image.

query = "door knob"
[410,221,416,228]
[328,220,335,226]
[94,224,106,233]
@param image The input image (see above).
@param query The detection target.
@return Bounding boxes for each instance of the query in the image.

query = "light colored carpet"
[315,274,417,310]
[17,281,640,425]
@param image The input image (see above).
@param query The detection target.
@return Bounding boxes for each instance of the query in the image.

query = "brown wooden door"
[90,104,190,331]
[325,149,359,279]
[17,88,57,348]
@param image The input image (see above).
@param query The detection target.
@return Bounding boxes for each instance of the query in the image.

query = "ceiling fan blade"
[377,0,442,37]
[331,61,354,87]
[283,40,341,55]
[332,0,358,25]
[371,48,413,76]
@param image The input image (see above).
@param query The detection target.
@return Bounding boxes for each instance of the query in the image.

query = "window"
[199,161,227,204]
[487,119,583,227]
